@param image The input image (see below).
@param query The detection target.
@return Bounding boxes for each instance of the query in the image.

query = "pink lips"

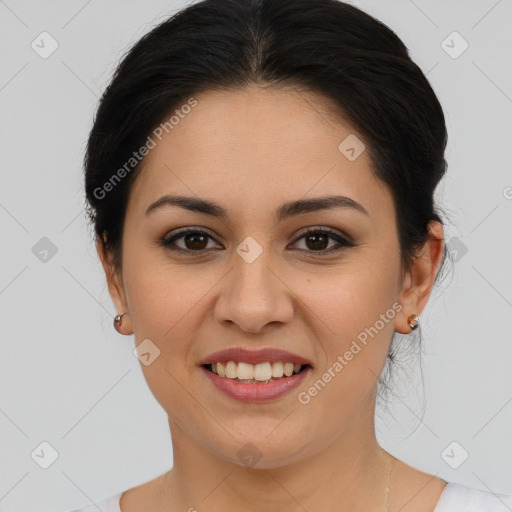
[198,347,313,403]
[201,365,312,402]
[198,347,313,366]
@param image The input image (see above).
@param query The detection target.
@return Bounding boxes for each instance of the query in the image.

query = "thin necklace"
[385,454,397,511]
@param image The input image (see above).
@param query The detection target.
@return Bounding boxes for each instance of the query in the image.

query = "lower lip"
[201,365,312,403]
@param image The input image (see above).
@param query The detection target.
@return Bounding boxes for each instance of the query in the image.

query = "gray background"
[1,0,511,510]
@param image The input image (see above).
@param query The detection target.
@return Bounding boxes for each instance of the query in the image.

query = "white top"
[67,482,512,511]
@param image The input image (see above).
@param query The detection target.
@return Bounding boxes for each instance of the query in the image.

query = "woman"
[71,0,512,510]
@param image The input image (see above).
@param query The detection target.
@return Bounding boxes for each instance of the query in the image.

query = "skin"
[97,85,447,512]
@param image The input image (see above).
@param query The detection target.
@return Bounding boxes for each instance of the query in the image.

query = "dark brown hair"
[84,0,450,409]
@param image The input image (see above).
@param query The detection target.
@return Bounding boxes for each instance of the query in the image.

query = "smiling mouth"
[202,361,312,383]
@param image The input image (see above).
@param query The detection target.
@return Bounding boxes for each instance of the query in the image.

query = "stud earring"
[113,312,128,334]
[407,314,419,331]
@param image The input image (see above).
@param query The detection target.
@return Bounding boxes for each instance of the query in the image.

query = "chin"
[210,429,314,470]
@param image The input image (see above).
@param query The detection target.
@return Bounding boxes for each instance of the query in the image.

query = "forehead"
[126,85,393,224]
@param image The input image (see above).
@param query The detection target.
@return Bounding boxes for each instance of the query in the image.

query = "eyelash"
[159,227,355,256]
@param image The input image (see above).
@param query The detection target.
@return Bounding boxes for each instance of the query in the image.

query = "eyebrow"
[144,194,369,221]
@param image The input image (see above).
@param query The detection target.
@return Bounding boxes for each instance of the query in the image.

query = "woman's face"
[100,85,436,468]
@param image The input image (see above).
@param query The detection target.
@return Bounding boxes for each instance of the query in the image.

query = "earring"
[407,314,419,331]
[113,312,127,333]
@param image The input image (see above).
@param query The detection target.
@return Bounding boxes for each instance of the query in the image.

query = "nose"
[213,251,295,335]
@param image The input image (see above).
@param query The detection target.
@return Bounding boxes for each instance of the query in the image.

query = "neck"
[158,413,393,512]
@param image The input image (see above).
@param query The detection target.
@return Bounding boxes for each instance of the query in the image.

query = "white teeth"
[271,361,284,378]
[225,361,238,379]
[208,361,305,382]
[237,362,254,380]
[254,362,272,381]
[283,362,294,377]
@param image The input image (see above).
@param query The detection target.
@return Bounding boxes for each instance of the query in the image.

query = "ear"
[395,220,445,334]
[96,236,129,315]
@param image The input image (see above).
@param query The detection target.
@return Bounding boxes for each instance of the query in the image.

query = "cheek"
[305,259,399,342]
[122,240,207,343]
[294,272,398,426]
[123,258,204,415]
[300,254,399,393]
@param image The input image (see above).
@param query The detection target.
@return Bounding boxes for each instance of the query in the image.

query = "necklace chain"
[385,454,396,511]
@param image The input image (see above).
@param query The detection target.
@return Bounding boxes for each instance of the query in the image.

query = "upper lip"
[198,347,313,367]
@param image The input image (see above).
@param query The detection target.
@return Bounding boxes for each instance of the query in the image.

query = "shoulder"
[434,482,512,511]
[64,472,166,512]
[64,492,123,512]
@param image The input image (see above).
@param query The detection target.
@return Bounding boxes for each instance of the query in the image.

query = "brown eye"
[161,229,220,253]
[159,227,355,256]
[292,228,355,254]
[181,232,208,250]
[304,232,329,250]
